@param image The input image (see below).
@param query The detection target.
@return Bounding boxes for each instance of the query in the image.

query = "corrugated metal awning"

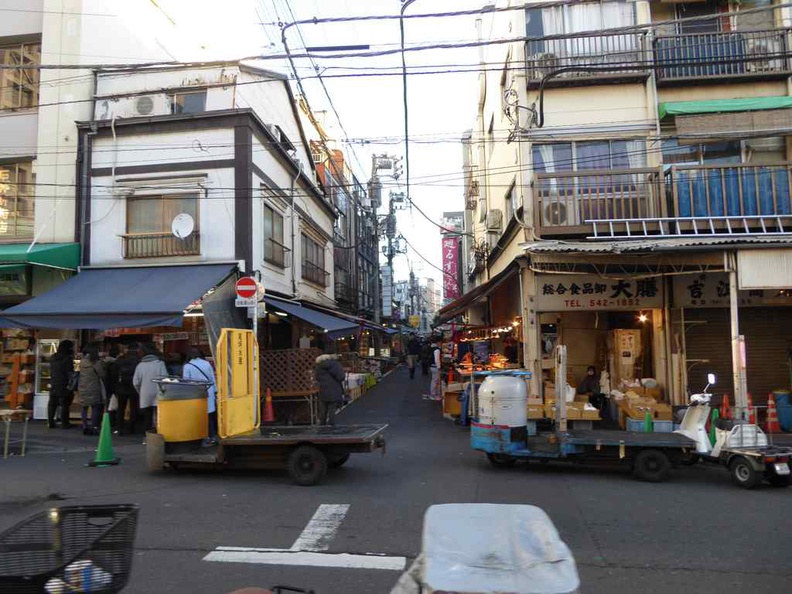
[521,237,792,255]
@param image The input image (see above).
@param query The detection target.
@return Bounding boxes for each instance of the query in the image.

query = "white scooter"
[675,373,792,489]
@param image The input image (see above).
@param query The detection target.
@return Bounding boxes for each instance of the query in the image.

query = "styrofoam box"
[33,394,49,420]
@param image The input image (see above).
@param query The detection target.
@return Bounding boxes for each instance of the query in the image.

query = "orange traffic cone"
[766,392,781,434]
[720,394,731,421]
[747,393,757,424]
[263,387,275,423]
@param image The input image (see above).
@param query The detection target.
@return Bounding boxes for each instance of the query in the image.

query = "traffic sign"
[236,277,258,299]
[236,297,257,308]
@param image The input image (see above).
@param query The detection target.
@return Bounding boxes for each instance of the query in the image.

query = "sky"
[160,0,483,292]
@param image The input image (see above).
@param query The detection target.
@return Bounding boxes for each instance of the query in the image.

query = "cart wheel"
[633,449,671,483]
[288,446,328,486]
[327,453,350,469]
[766,472,790,488]
[486,453,517,467]
[730,456,760,489]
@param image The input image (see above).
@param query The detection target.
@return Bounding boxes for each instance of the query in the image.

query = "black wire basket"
[0,504,139,594]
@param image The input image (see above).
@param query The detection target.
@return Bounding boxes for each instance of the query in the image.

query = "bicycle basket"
[0,504,139,594]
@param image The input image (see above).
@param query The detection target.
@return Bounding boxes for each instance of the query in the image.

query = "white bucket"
[477,376,528,427]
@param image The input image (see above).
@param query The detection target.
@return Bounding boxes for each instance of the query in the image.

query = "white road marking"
[289,503,350,552]
[203,550,406,571]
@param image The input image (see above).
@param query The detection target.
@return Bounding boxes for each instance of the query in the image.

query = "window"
[301,233,327,286]
[0,42,40,110]
[532,140,646,173]
[171,91,207,115]
[0,161,34,238]
[124,192,199,258]
[263,204,285,267]
[662,140,742,166]
[677,2,722,35]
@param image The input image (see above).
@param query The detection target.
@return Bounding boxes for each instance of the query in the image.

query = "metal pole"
[728,252,747,421]
[400,0,417,205]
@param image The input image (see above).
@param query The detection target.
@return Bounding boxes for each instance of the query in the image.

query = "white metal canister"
[477,375,528,427]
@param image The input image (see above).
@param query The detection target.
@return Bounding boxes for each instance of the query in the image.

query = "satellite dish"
[171,213,195,239]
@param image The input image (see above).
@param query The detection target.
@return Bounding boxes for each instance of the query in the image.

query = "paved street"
[1,369,791,594]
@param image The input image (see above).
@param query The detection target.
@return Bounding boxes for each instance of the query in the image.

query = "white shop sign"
[536,274,664,312]
[672,272,792,308]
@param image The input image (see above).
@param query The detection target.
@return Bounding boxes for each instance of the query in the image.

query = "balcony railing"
[264,237,291,268]
[665,163,792,220]
[121,232,200,259]
[302,260,330,287]
[525,32,648,84]
[654,29,791,82]
[335,277,357,305]
[534,168,664,234]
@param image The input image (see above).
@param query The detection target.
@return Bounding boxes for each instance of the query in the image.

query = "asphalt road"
[1,368,791,593]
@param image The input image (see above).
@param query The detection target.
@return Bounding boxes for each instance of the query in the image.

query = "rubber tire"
[327,453,351,469]
[730,456,760,489]
[633,449,672,483]
[287,446,328,486]
[486,453,517,467]
[767,472,791,488]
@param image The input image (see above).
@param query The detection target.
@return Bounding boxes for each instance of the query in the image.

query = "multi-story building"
[443,0,792,412]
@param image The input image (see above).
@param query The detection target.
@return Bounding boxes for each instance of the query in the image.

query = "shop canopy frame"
[263,296,359,338]
[0,243,80,270]
[0,264,236,329]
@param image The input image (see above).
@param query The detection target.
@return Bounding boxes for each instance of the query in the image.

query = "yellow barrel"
[157,397,208,442]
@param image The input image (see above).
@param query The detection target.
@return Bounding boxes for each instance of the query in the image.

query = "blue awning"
[263,296,358,335]
[0,264,235,329]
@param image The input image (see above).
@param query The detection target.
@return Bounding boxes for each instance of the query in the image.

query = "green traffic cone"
[709,408,720,446]
[643,410,653,433]
[88,412,120,467]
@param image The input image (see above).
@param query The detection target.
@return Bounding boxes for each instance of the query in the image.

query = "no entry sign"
[235,277,258,299]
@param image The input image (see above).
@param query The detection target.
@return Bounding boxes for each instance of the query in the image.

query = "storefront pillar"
[728,252,748,421]
[519,262,541,399]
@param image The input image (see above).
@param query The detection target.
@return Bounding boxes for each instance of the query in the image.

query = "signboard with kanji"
[442,236,460,301]
[536,274,664,311]
[672,272,792,308]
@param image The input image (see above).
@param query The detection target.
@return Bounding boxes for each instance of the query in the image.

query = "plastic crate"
[653,420,674,433]
[0,504,138,594]
[626,417,649,432]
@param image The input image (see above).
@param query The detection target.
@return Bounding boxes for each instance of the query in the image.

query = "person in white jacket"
[183,348,218,446]
[133,343,168,435]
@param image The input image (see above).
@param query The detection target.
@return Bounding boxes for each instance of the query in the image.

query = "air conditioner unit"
[105,94,170,119]
[746,43,772,72]
[485,209,503,232]
[542,202,579,227]
[531,52,558,75]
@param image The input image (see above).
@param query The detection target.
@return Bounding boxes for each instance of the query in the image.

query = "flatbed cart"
[146,424,387,486]
[472,346,697,483]
[146,329,388,486]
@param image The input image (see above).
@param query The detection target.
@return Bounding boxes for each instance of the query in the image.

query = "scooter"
[675,373,792,489]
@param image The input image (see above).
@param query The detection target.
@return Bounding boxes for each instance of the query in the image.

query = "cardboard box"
[527,405,544,420]
[528,393,543,406]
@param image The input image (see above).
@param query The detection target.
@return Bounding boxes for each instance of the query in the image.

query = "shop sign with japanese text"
[536,274,664,311]
[442,236,460,300]
[672,273,792,308]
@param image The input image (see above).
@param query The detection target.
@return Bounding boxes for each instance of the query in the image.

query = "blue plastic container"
[653,420,673,433]
[775,391,792,432]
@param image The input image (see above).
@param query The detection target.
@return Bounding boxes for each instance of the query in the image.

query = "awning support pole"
[728,252,747,421]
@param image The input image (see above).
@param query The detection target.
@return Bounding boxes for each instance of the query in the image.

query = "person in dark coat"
[420,341,432,377]
[78,343,106,435]
[406,336,421,380]
[114,344,140,435]
[314,354,346,425]
[47,340,75,429]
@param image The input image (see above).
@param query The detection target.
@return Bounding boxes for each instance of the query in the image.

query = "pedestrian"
[47,340,75,429]
[183,347,218,447]
[133,342,168,436]
[114,344,140,435]
[102,345,119,430]
[578,365,606,413]
[423,340,442,401]
[420,340,432,377]
[406,335,421,380]
[167,352,185,376]
[314,354,346,425]
[77,343,106,435]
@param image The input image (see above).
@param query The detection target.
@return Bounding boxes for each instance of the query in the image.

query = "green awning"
[0,243,80,270]
[658,96,792,120]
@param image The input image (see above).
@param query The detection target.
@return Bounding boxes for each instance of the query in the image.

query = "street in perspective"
[2,1,792,593]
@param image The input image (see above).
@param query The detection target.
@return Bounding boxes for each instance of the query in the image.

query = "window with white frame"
[0,161,34,238]
[170,90,207,115]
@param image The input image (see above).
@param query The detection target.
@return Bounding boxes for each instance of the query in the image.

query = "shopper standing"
[78,343,106,435]
[133,343,168,435]
[47,340,75,429]
[314,354,346,425]
[114,344,140,435]
[183,348,218,447]
[420,340,432,377]
[423,340,442,401]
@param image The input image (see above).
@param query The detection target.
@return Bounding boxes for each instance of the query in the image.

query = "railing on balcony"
[302,260,330,287]
[335,277,357,305]
[654,29,791,82]
[665,163,792,219]
[525,32,648,83]
[534,168,664,234]
[264,237,291,268]
[121,232,200,259]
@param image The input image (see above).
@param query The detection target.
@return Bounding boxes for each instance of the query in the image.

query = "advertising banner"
[442,236,460,301]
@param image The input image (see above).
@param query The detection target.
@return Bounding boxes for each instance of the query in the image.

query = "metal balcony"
[264,237,291,268]
[121,232,200,259]
[302,260,330,287]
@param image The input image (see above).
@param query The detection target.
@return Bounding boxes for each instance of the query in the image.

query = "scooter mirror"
[707,373,716,385]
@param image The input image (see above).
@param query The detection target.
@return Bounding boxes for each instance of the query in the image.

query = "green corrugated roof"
[0,243,80,270]
[658,96,792,119]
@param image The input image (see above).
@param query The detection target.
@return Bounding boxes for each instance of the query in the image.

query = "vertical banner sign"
[382,265,393,318]
[442,236,460,300]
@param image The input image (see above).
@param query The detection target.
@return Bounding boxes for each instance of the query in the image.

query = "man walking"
[406,335,421,380]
